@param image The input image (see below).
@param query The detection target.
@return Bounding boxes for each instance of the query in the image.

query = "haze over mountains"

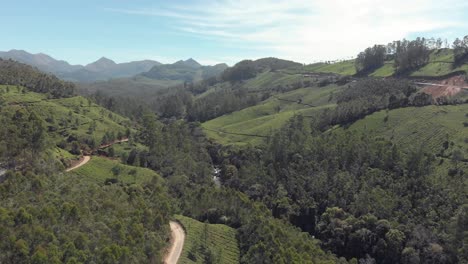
[0,49,227,83]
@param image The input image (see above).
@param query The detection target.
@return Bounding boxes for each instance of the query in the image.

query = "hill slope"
[344,104,468,156]
[175,215,240,264]
[0,85,131,165]
[202,83,342,145]
[305,49,468,77]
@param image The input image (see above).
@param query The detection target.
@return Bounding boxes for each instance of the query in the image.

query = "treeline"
[393,38,432,74]
[355,45,387,74]
[216,115,466,263]
[355,35,468,75]
[0,59,75,98]
[318,78,430,129]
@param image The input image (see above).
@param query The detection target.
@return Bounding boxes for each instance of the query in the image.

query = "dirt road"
[65,156,90,172]
[415,76,468,99]
[65,138,129,172]
[164,221,185,264]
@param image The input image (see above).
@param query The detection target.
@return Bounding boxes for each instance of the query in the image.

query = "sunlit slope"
[306,49,468,77]
[344,104,468,155]
[196,70,321,100]
[411,49,468,77]
[73,156,159,184]
[202,84,342,145]
[175,215,239,264]
[304,60,357,76]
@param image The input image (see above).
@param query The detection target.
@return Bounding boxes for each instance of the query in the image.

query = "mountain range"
[141,58,228,82]
[0,50,227,83]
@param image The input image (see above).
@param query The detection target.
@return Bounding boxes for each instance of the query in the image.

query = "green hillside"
[344,104,468,156]
[0,85,131,154]
[175,215,240,264]
[202,84,342,145]
[72,156,159,184]
[340,104,468,190]
[304,60,357,75]
[306,49,468,77]
[243,71,313,90]
[369,62,395,77]
[411,49,468,76]
[194,70,313,100]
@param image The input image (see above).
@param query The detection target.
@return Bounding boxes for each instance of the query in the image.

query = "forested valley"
[0,34,467,264]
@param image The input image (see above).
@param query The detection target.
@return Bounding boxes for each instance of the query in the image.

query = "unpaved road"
[66,156,90,172]
[164,221,185,264]
[65,138,129,172]
[415,76,468,99]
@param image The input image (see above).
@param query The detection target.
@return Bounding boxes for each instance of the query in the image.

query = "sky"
[1,0,467,66]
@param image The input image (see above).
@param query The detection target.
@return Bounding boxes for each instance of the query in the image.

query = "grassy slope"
[243,71,313,90]
[202,84,341,145]
[196,70,317,100]
[304,61,357,76]
[175,215,239,264]
[72,156,158,184]
[341,104,468,188]
[370,62,395,77]
[344,105,468,155]
[0,86,130,146]
[410,49,468,77]
[307,49,468,77]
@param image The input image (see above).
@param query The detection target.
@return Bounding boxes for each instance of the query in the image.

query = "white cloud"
[109,0,467,63]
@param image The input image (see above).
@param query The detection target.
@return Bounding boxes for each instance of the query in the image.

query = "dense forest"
[215,114,466,263]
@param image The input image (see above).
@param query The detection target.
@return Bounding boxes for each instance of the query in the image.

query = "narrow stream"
[212,165,221,188]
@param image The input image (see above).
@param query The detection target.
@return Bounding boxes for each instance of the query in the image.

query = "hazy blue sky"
[1,0,467,65]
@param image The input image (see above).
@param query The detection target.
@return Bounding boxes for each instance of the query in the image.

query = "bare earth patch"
[420,75,468,99]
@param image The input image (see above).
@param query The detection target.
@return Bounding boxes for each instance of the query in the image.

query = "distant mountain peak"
[174,58,202,68]
[96,57,116,64]
[85,57,117,72]
[186,58,198,63]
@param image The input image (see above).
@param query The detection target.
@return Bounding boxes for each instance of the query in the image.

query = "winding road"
[64,138,186,263]
[164,221,185,264]
[65,138,129,172]
[65,155,90,172]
